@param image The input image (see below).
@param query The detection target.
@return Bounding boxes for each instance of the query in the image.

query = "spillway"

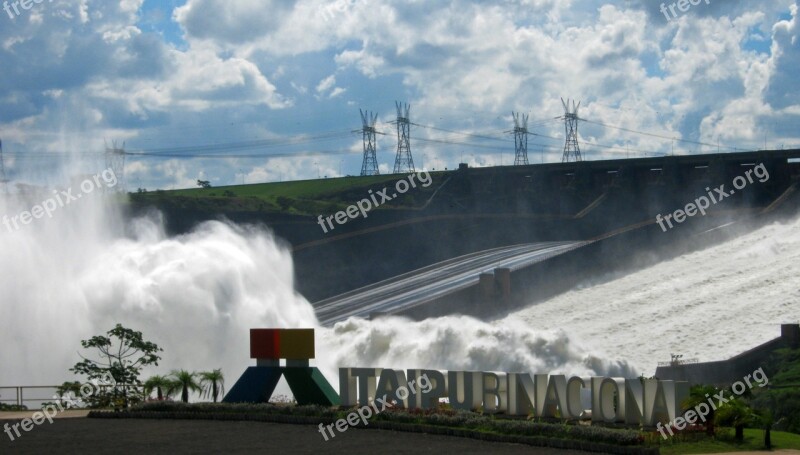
[315,241,587,325]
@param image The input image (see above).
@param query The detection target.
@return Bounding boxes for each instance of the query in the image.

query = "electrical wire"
[127,149,360,159]
[129,130,354,155]
[412,136,502,151]
[409,122,509,143]
[2,113,766,163]
[581,119,727,150]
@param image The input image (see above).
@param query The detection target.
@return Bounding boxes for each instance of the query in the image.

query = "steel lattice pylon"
[392,101,415,174]
[512,112,530,165]
[561,98,582,163]
[104,140,126,192]
[0,139,8,195]
[358,109,380,176]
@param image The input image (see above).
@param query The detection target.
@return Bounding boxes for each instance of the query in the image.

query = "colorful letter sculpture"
[223,328,340,406]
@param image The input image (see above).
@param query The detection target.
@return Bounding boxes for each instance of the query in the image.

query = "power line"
[581,119,733,151]
[104,140,126,192]
[577,138,666,157]
[410,122,509,143]
[0,104,772,170]
[126,149,360,159]
[0,139,7,194]
[128,130,354,155]
[413,136,503,151]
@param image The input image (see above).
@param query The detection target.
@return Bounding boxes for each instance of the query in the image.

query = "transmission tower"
[560,98,583,162]
[392,101,415,174]
[357,109,380,176]
[0,139,8,195]
[104,140,126,192]
[510,112,530,165]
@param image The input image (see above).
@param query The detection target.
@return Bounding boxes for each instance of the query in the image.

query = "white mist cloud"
[0,188,634,388]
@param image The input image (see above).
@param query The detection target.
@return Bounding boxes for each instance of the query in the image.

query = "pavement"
[1,413,797,454]
[0,410,90,420]
[0,418,592,454]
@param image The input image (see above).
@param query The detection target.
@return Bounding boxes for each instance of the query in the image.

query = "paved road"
[0,418,594,454]
[315,241,588,325]
[0,410,89,420]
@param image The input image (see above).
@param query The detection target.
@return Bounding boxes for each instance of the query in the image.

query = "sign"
[340,368,689,424]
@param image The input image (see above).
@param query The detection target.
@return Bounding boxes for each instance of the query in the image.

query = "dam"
[136,148,800,318]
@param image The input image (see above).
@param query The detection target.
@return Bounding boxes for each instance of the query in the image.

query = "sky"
[0,0,798,191]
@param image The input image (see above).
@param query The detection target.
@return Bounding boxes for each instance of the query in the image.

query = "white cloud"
[316,74,336,93]
[315,74,347,99]
[2,0,800,188]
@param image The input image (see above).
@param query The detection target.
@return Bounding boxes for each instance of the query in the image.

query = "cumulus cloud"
[766,4,800,109]
[1,0,799,189]
[315,74,346,99]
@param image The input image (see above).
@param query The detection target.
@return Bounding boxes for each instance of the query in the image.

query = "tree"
[70,324,162,408]
[684,385,719,436]
[143,375,173,401]
[757,409,774,449]
[199,369,225,403]
[276,196,293,210]
[716,399,757,442]
[55,381,81,408]
[168,370,201,403]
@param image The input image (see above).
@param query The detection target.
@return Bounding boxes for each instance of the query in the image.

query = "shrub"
[115,402,645,447]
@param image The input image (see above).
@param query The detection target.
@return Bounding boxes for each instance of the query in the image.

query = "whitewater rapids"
[1,188,797,391]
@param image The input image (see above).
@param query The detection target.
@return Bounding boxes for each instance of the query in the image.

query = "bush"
[0,403,27,411]
[568,425,644,446]
[112,402,646,447]
[364,407,643,446]
[276,196,293,210]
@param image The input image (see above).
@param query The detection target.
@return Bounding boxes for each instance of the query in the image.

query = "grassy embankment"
[658,428,800,454]
[129,173,444,215]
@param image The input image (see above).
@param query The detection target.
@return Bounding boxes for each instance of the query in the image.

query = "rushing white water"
[0,186,633,391]
[316,215,800,379]
[317,316,634,381]
[2,182,796,394]
[0,192,315,386]
[509,215,800,374]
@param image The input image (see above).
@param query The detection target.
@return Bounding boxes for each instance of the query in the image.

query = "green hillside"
[130,172,445,215]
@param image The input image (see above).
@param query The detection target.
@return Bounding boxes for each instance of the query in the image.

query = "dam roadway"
[314,241,589,326]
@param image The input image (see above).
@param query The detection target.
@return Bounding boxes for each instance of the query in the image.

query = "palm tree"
[758,409,774,449]
[199,369,225,403]
[716,399,757,442]
[683,385,719,436]
[143,375,173,401]
[167,370,201,403]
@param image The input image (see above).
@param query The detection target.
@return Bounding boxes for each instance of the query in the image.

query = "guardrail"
[657,358,700,367]
[1,385,146,410]
[0,386,59,409]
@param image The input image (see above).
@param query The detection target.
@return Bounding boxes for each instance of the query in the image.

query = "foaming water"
[317,316,635,381]
[0,188,633,389]
[508,216,800,374]
[74,216,318,378]
[4,184,795,389]
[0,191,315,385]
